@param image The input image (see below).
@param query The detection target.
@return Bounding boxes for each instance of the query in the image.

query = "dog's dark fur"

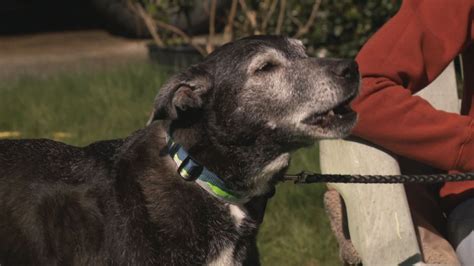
[0,36,359,265]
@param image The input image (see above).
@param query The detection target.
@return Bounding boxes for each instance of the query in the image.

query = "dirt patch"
[0,30,149,80]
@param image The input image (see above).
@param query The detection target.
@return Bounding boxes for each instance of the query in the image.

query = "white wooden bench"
[319,62,459,265]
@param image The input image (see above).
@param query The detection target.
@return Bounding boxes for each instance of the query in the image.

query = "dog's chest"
[145,192,258,265]
[206,203,253,265]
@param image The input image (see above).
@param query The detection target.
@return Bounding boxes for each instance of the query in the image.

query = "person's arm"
[352,0,474,172]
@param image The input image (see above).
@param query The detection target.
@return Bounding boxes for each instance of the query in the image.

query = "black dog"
[0,36,359,265]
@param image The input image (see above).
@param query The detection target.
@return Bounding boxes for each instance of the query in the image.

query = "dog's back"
[0,139,122,265]
[0,134,261,266]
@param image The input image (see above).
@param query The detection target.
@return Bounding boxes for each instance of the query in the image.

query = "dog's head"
[150,36,358,142]
[148,36,359,197]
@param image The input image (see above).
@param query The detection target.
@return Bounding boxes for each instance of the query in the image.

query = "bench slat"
[320,62,458,265]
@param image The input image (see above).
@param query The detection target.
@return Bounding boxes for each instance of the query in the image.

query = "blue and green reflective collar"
[166,134,244,204]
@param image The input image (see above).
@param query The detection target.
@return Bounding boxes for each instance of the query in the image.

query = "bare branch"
[154,20,207,56]
[206,0,217,54]
[275,0,286,34]
[132,1,206,56]
[239,0,258,34]
[288,14,303,29]
[223,0,239,42]
[294,0,322,38]
[133,2,164,47]
[261,0,278,34]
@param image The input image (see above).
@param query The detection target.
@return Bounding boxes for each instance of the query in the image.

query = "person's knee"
[447,198,474,264]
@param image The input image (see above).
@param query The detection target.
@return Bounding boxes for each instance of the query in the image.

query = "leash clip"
[281,171,311,183]
[294,171,310,184]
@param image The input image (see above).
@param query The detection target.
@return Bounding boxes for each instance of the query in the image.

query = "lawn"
[0,62,340,265]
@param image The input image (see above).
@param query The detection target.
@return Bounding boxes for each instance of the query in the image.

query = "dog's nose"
[331,60,359,80]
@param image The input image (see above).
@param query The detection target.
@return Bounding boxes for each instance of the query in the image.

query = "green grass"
[0,63,339,266]
[0,64,167,144]
[260,146,340,266]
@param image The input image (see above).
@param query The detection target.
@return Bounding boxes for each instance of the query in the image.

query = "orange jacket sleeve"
[352,0,474,172]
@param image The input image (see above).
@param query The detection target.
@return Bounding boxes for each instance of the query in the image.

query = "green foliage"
[139,0,400,58]
[145,0,195,20]
[304,0,400,57]
[250,0,401,58]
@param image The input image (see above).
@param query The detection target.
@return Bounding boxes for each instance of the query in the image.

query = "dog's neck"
[112,123,269,257]
[166,120,290,200]
[166,134,246,203]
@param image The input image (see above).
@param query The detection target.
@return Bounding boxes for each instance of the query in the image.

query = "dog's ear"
[147,67,212,124]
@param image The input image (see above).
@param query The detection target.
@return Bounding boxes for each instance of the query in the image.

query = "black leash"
[282,171,474,184]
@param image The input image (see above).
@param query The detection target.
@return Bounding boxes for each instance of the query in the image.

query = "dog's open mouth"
[302,95,357,127]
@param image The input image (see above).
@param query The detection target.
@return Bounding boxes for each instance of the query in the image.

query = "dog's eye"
[255,62,278,73]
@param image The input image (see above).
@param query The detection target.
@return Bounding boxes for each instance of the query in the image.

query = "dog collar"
[166,135,244,204]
